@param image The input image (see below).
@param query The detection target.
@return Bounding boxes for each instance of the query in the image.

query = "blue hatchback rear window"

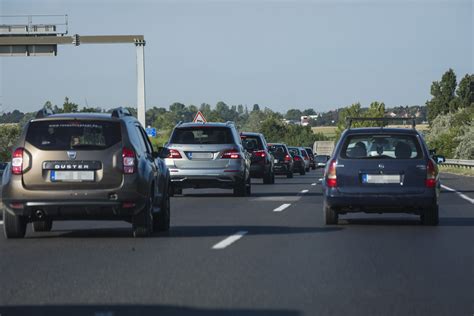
[340,134,423,159]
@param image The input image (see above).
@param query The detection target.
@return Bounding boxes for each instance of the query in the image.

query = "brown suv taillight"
[167,149,182,159]
[284,154,292,162]
[11,148,24,175]
[222,149,241,159]
[122,148,136,174]
[326,159,337,187]
[425,158,438,188]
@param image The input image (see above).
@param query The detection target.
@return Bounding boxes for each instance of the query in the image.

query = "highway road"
[0,170,473,316]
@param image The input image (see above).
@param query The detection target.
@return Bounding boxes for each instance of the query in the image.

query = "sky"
[0,0,472,114]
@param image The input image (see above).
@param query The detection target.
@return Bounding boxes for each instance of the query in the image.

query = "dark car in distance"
[322,118,440,226]
[1,108,171,238]
[304,147,316,170]
[240,132,275,184]
[268,143,294,178]
[315,154,330,168]
[288,147,307,175]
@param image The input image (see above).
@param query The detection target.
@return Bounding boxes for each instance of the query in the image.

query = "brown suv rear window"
[26,120,121,150]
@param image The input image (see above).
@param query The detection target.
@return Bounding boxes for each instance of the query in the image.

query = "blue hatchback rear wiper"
[365,155,394,159]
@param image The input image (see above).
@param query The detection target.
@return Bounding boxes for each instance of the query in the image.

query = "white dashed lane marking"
[441,184,474,204]
[273,203,291,212]
[311,183,317,186]
[300,189,309,194]
[212,231,248,249]
[0,221,3,225]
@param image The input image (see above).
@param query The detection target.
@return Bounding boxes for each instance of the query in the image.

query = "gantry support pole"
[0,34,147,126]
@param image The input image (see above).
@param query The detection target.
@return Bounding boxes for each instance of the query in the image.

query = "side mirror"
[157,147,169,159]
[433,155,445,164]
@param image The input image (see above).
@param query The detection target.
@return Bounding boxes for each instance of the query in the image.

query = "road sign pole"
[136,40,146,127]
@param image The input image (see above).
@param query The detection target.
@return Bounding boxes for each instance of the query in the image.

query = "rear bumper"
[169,168,244,189]
[3,200,145,219]
[249,163,266,178]
[1,176,148,219]
[274,163,292,174]
[293,161,305,172]
[324,188,437,213]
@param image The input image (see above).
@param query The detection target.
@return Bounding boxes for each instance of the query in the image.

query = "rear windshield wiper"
[70,144,105,149]
[364,155,395,159]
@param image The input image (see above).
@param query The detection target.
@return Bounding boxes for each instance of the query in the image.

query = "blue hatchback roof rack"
[346,117,416,129]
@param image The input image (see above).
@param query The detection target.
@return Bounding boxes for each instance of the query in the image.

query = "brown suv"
[1,108,171,238]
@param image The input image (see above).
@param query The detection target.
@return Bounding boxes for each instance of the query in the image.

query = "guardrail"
[442,159,474,168]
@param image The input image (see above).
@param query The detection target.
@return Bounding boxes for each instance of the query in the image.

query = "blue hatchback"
[322,119,440,225]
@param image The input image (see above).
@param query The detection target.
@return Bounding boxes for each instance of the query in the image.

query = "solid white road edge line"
[212,231,248,250]
[273,203,291,212]
[441,184,474,204]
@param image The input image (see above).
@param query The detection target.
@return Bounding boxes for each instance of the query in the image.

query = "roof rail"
[346,117,416,129]
[176,121,183,127]
[225,121,235,126]
[35,107,54,119]
[111,107,132,119]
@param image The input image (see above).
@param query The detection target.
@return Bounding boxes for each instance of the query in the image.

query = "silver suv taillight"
[221,149,241,159]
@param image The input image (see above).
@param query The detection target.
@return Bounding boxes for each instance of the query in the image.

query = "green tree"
[0,124,21,161]
[302,108,316,116]
[456,74,474,109]
[335,103,362,139]
[62,97,79,113]
[285,109,303,121]
[43,101,53,111]
[427,69,457,122]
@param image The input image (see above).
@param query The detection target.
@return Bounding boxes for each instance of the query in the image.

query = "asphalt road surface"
[1,170,473,316]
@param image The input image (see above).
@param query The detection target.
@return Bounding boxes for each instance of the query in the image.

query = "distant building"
[300,114,320,126]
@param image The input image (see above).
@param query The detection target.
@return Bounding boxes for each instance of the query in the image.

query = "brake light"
[222,149,241,159]
[122,148,136,174]
[167,149,182,159]
[284,154,292,162]
[293,156,302,161]
[11,148,24,175]
[326,159,337,187]
[254,150,266,158]
[425,159,438,188]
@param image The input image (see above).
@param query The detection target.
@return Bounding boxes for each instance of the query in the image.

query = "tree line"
[1,68,472,160]
[424,69,473,159]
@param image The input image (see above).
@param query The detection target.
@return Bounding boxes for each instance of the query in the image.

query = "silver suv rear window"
[26,120,121,150]
[341,134,423,159]
[170,127,234,144]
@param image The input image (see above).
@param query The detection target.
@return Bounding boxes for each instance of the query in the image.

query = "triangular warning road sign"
[193,111,207,123]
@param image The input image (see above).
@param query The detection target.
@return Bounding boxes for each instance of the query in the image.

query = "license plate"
[362,174,401,184]
[51,171,95,182]
[189,152,213,159]
[274,159,278,163]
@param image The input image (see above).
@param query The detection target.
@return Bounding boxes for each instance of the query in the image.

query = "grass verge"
[439,165,474,177]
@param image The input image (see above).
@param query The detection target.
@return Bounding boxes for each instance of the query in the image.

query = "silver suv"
[164,122,251,196]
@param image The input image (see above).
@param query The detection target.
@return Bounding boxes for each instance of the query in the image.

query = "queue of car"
[1,110,443,239]
[0,109,318,239]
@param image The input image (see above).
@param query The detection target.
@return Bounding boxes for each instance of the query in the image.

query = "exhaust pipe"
[35,209,45,220]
